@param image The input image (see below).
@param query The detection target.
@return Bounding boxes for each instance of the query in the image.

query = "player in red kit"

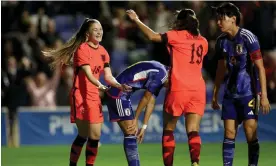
[43,18,131,166]
[127,9,208,166]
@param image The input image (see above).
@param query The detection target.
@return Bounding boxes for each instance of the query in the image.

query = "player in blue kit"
[211,3,271,166]
[105,60,169,166]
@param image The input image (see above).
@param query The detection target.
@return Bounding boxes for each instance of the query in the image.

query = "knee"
[224,128,237,139]
[88,130,101,140]
[186,124,200,133]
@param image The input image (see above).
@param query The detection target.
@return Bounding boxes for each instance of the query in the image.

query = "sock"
[223,138,235,166]
[162,130,175,166]
[248,139,260,166]
[123,134,140,166]
[70,135,87,166]
[86,138,99,166]
[188,131,201,164]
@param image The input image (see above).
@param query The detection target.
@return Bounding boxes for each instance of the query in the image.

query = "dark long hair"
[169,9,200,36]
[42,18,99,69]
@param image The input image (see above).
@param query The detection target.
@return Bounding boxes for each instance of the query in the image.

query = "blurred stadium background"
[1,1,276,166]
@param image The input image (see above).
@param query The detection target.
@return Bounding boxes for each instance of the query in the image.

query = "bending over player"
[127,8,208,166]
[211,3,271,166]
[105,60,169,166]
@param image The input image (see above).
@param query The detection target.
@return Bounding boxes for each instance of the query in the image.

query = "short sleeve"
[103,49,110,63]
[102,48,110,68]
[161,30,176,45]
[214,38,225,60]
[243,31,262,61]
[75,47,89,67]
[144,72,166,97]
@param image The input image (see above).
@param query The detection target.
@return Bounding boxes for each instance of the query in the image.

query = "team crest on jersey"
[101,54,106,62]
[236,44,243,54]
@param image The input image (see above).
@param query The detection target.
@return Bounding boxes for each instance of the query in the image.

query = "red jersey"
[161,30,208,91]
[73,43,110,100]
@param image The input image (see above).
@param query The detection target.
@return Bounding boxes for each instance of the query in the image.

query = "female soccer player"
[211,3,271,166]
[105,60,169,166]
[127,9,208,166]
[43,18,131,166]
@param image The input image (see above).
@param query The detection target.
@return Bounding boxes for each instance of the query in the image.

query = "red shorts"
[164,90,206,117]
[70,88,103,123]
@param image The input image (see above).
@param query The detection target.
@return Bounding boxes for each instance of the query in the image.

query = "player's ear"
[231,16,236,24]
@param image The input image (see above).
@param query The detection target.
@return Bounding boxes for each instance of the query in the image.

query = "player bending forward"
[127,8,208,166]
[105,60,169,166]
[211,3,271,166]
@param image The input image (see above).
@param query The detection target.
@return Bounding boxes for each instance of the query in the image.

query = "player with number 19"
[127,8,208,166]
[211,3,271,166]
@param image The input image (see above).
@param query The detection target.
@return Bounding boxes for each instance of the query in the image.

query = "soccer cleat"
[191,162,199,166]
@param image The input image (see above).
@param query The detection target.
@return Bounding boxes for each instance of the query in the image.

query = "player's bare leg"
[118,120,140,166]
[223,120,239,166]
[243,119,259,166]
[162,111,179,166]
[85,122,102,166]
[185,113,202,166]
[69,119,88,166]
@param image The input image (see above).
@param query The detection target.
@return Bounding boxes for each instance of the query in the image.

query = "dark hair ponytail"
[42,18,99,69]
[169,9,200,36]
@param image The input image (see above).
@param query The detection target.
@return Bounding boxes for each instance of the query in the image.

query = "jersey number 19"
[190,43,203,65]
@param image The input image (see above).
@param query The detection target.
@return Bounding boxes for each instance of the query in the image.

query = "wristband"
[142,124,147,130]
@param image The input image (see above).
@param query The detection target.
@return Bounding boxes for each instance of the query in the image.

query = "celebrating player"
[211,3,271,166]
[105,60,169,166]
[43,18,131,166]
[127,9,208,166]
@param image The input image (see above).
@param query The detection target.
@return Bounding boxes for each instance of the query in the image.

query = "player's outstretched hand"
[121,84,132,92]
[260,97,271,115]
[126,9,139,21]
[137,128,145,144]
[212,99,221,110]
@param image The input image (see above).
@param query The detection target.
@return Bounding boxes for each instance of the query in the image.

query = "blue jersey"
[215,28,261,98]
[107,61,168,100]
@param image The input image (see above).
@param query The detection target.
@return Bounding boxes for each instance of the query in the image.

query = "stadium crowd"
[2,1,276,113]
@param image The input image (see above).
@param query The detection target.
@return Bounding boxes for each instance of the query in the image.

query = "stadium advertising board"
[17,105,276,145]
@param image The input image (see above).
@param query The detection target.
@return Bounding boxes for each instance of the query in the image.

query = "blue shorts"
[222,95,258,124]
[106,95,134,122]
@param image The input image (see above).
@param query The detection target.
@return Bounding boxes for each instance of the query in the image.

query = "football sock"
[124,134,140,166]
[248,139,259,166]
[223,137,235,166]
[188,131,201,164]
[162,130,175,166]
[69,135,87,166]
[86,138,99,166]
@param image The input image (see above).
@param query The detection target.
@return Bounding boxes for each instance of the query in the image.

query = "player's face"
[216,15,235,32]
[87,22,103,43]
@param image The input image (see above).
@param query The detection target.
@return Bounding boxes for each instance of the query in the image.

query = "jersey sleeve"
[214,38,226,60]
[161,30,177,45]
[144,72,166,97]
[102,48,110,68]
[243,33,262,61]
[74,47,89,67]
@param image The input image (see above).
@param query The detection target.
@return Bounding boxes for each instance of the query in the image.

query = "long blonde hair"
[42,18,99,69]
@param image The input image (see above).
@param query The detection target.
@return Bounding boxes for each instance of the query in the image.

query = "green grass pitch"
[2,142,276,166]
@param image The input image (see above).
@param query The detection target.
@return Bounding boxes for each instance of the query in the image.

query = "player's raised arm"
[126,9,162,42]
